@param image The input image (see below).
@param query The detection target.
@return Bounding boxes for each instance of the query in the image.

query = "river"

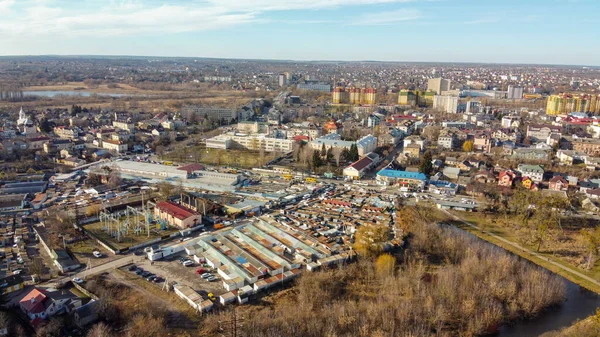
[453,226,600,336]
[498,280,600,336]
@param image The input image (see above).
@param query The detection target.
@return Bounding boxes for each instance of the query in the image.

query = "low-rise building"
[375,169,427,191]
[102,139,128,153]
[512,148,550,161]
[154,201,202,229]
[572,138,600,157]
[517,164,544,183]
[342,153,380,180]
[549,176,569,191]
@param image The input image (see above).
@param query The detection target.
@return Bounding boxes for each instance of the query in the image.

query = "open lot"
[83,219,179,251]
[164,146,278,169]
[68,239,123,264]
[126,251,224,297]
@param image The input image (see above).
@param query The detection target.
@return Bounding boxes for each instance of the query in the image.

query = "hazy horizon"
[1,0,599,66]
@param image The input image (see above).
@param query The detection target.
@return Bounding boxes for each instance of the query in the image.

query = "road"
[444,210,600,288]
[56,254,144,284]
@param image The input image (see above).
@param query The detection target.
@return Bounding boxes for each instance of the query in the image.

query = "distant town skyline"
[1,0,599,66]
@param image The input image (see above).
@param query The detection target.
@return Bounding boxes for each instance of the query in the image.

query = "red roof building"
[154,201,202,229]
[177,163,206,175]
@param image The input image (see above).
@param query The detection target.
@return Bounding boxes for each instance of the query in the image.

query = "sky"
[0,0,598,65]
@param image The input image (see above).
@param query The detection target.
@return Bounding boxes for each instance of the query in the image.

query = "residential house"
[0,275,24,294]
[492,129,521,143]
[585,188,600,200]
[403,143,421,158]
[473,170,496,184]
[498,170,517,187]
[556,150,586,165]
[517,164,544,183]
[19,288,80,323]
[512,148,550,161]
[403,135,426,151]
[442,167,461,180]
[473,133,492,152]
[549,176,569,191]
[572,138,600,157]
[521,177,538,191]
[526,124,562,142]
[102,139,128,153]
[73,300,99,328]
[438,132,457,150]
[342,153,380,180]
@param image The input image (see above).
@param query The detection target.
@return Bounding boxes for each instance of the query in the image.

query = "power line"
[218,307,244,337]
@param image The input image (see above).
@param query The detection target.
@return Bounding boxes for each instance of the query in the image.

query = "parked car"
[146,275,156,281]
[93,251,103,258]
[135,268,144,275]
[200,273,212,279]
[207,276,219,282]
[183,260,194,267]
[13,269,23,275]
[128,265,138,271]
[152,277,163,283]
[72,277,84,284]
[196,268,206,274]
[141,271,151,278]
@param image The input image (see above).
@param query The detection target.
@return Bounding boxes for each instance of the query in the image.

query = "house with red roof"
[154,201,202,229]
[19,288,80,324]
[498,170,517,187]
[549,176,569,191]
[342,153,380,180]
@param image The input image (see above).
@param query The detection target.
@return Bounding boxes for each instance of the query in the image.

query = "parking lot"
[121,251,224,297]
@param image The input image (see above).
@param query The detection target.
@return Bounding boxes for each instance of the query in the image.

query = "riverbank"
[443,210,600,295]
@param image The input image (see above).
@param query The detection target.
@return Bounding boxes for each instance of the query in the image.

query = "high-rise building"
[546,93,600,115]
[332,87,376,105]
[433,95,459,113]
[278,74,287,87]
[427,78,451,94]
[418,90,435,107]
[398,90,417,106]
[507,85,524,99]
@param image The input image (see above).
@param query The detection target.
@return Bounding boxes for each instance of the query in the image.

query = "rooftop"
[376,169,427,181]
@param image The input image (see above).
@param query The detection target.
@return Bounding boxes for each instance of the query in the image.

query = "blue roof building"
[376,169,428,191]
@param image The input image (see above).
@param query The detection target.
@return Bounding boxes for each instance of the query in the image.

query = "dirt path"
[444,210,600,288]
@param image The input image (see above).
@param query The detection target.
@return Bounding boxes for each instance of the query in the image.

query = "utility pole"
[219,308,244,337]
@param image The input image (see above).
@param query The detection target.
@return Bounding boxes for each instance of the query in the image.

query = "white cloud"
[352,8,422,25]
[205,0,418,12]
[463,18,499,25]
[0,0,15,14]
[0,0,429,38]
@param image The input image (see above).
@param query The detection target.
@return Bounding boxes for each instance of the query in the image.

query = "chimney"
[31,297,35,303]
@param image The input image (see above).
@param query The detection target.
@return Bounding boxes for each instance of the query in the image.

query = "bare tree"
[332,148,343,167]
[86,322,112,337]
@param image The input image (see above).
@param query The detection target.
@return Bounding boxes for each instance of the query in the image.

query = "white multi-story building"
[309,134,377,156]
[102,139,128,153]
[206,134,294,152]
[507,85,524,99]
[433,95,459,113]
[427,78,451,94]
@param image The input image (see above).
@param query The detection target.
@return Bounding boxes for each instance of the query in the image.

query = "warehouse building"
[154,201,202,229]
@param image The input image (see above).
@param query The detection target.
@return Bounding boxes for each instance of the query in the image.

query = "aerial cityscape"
[1,1,600,337]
